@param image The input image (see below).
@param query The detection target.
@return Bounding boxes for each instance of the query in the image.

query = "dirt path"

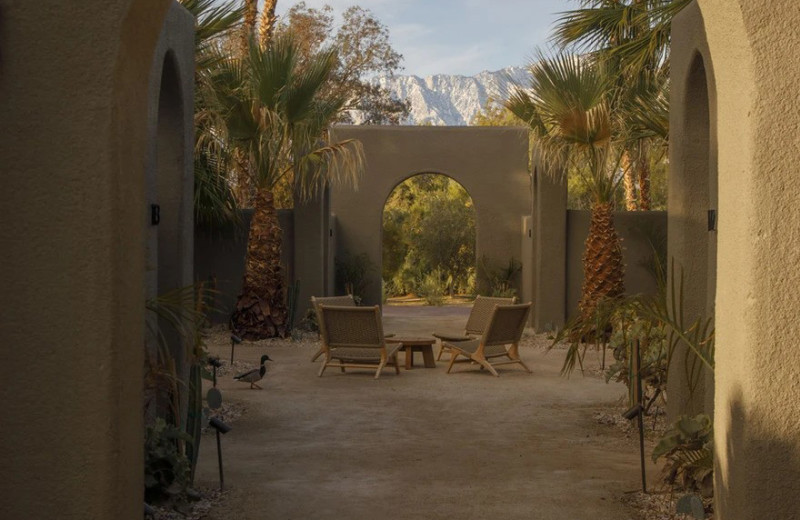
[195,306,656,519]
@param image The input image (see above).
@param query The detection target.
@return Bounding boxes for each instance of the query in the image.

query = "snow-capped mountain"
[366,66,530,126]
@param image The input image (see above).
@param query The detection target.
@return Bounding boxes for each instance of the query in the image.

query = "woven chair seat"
[332,343,401,361]
[432,330,474,342]
[445,340,508,358]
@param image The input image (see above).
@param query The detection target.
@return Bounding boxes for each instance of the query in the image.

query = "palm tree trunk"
[231,188,288,339]
[240,0,258,57]
[578,201,625,322]
[622,150,638,210]
[637,151,651,211]
[258,0,278,51]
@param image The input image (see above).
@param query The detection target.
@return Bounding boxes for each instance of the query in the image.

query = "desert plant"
[605,315,668,412]
[144,418,193,502]
[335,252,374,302]
[652,414,714,497]
[417,269,447,306]
[478,256,521,298]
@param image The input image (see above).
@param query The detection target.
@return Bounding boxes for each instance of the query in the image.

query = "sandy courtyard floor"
[194,306,658,519]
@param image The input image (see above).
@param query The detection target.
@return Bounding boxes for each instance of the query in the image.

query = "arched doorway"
[381,173,477,305]
[329,126,532,306]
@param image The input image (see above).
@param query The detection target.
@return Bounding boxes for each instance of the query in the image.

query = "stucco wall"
[0,1,189,518]
[566,211,667,319]
[329,126,532,307]
[672,1,800,518]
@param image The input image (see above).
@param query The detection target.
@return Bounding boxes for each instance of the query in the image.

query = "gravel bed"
[149,487,227,520]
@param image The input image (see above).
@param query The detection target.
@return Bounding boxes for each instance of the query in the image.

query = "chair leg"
[446,351,460,373]
[318,360,328,377]
[436,342,447,361]
[473,355,499,377]
[375,360,386,379]
[393,353,400,374]
[310,347,324,362]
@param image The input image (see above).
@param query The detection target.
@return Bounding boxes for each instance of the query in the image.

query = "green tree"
[280,2,410,125]
[553,0,684,211]
[470,96,523,126]
[506,54,626,323]
[214,31,365,338]
[383,175,475,296]
[180,0,243,230]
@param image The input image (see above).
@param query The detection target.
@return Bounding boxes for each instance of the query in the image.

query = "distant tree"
[470,97,523,126]
[383,175,475,296]
[279,2,410,125]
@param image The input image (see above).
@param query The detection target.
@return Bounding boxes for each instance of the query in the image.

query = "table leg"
[422,345,436,368]
[405,346,413,370]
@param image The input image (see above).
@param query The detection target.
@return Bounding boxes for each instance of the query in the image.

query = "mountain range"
[354,66,530,126]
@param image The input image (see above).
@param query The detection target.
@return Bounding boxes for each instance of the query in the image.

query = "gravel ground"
[187,315,707,520]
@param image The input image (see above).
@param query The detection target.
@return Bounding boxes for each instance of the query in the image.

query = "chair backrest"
[481,303,532,346]
[319,305,385,350]
[312,295,356,340]
[464,295,517,335]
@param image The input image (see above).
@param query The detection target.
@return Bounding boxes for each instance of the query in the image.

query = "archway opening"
[381,173,477,307]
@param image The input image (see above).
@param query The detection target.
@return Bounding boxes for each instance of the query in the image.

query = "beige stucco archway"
[672,1,800,518]
[328,126,532,307]
[1,1,193,518]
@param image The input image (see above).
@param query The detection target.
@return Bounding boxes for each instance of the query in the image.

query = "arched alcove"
[667,49,718,419]
[381,172,477,303]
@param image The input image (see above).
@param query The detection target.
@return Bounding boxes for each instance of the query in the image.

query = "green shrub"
[417,269,447,306]
[145,418,193,501]
[652,414,714,497]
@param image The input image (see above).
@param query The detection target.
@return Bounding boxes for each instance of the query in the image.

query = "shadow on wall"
[717,388,800,519]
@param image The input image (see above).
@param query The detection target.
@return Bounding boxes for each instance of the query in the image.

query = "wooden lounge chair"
[444,302,532,377]
[432,295,517,360]
[310,295,395,362]
[317,305,401,379]
[310,295,357,362]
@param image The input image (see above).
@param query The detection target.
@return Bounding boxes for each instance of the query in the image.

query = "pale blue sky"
[273,0,576,77]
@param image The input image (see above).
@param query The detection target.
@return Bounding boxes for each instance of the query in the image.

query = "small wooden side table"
[386,337,437,369]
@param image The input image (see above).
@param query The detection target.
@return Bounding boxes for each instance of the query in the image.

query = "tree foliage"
[383,175,476,296]
[279,2,410,125]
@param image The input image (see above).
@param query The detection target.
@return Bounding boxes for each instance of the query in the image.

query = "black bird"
[234,354,273,389]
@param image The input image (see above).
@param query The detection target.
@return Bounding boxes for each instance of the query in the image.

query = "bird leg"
[251,382,263,390]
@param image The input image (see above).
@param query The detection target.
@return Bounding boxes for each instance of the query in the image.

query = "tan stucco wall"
[0,0,181,517]
[329,126,531,307]
[672,1,800,517]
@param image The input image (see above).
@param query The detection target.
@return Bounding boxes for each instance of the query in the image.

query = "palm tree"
[506,54,626,324]
[181,0,244,230]
[214,31,365,338]
[553,0,686,211]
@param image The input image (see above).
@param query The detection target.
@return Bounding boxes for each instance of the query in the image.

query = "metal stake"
[634,339,647,493]
[216,429,224,490]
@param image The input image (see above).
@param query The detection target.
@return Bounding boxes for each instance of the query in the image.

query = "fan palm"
[553,0,683,211]
[214,31,365,338]
[506,54,626,323]
[553,0,691,75]
[180,0,243,230]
